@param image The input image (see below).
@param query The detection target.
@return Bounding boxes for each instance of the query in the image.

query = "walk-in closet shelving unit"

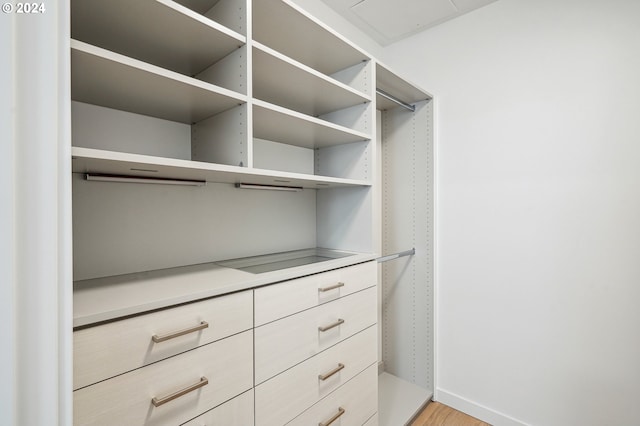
[251,0,373,182]
[71,0,373,187]
[375,63,435,426]
[70,0,430,424]
[71,0,377,301]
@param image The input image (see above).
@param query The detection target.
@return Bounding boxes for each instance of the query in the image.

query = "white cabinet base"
[378,372,432,426]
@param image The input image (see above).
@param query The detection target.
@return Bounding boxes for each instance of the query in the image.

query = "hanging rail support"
[376,89,416,112]
[377,248,415,263]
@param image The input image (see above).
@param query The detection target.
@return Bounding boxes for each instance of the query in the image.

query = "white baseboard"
[435,389,530,426]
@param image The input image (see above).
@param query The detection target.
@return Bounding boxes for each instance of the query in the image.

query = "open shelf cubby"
[71,0,247,93]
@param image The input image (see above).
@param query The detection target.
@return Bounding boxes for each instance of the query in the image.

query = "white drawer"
[74,330,253,426]
[256,326,376,426]
[255,262,376,326]
[182,389,254,426]
[287,364,378,426]
[74,290,252,390]
[255,287,376,384]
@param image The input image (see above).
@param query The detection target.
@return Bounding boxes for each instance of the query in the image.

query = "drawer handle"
[318,282,345,292]
[318,318,344,332]
[152,321,209,343]
[151,376,208,407]
[318,363,345,381]
[319,407,345,426]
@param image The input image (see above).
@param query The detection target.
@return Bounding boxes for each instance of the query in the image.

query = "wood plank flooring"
[411,402,491,426]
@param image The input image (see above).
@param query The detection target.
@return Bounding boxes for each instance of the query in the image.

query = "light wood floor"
[411,402,491,426]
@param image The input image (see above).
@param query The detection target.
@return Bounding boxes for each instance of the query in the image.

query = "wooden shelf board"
[253,0,369,76]
[379,372,433,426]
[253,100,370,149]
[71,40,246,124]
[73,250,377,327]
[253,43,370,117]
[376,63,432,111]
[71,0,245,76]
[71,147,371,189]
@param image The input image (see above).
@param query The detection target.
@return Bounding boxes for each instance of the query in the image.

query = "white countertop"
[73,249,377,328]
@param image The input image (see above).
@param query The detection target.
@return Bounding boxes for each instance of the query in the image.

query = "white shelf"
[73,249,377,327]
[71,40,246,124]
[378,372,433,426]
[253,43,371,117]
[71,0,245,76]
[376,63,431,111]
[253,99,370,149]
[71,147,371,189]
[253,0,369,76]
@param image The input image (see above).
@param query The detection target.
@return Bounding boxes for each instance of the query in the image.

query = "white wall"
[3,2,73,425]
[1,9,16,426]
[382,0,640,424]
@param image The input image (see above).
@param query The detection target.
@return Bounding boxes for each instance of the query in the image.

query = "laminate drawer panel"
[255,326,376,426]
[74,330,253,426]
[74,290,252,390]
[286,364,378,426]
[182,390,254,426]
[255,261,376,326]
[255,287,376,384]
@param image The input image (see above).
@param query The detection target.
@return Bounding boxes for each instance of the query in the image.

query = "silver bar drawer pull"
[318,318,344,332]
[319,407,345,426]
[318,363,345,381]
[152,321,209,343]
[151,376,208,407]
[318,282,345,292]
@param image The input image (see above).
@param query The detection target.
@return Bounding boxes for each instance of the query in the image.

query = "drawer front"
[256,326,376,426]
[255,287,376,384]
[182,389,254,426]
[255,261,376,326]
[74,330,253,426]
[287,364,378,426]
[74,290,252,389]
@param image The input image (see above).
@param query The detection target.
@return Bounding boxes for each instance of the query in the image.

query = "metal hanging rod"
[376,89,415,112]
[377,248,415,263]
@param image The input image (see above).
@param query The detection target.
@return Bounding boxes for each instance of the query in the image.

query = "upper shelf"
[72,147,372,189]
[253,100,370,149]
[376,63,432,111]
[71,0,246,77]
[253,43,371,117]
[71,40,246,124]
[252,0,370,76]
